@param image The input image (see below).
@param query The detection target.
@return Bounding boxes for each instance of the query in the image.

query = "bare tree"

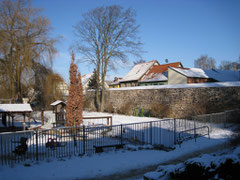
[194,55,216,69]
[0,0,57,101]
[66,52,83,126]
[133,59,146,66]
[219,59,240,70]
[73,5,142,111]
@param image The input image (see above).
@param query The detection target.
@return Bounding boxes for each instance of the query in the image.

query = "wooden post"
[8,113,10,127]
[41,109,44,125]
[23,113,26,124]
[23,113,26,132]
[55,111,57,127]
[28,112,31,126]
[11,114,14,127]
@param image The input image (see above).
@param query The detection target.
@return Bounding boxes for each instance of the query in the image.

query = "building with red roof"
[109,60,185,88]
[139,62,184,86]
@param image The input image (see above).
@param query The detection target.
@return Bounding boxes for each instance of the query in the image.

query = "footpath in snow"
[0,123,233,180]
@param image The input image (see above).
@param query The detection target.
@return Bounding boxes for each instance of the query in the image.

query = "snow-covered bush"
[144,146,240,180]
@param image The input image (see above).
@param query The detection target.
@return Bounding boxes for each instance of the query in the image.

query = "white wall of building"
[168,68,187,84]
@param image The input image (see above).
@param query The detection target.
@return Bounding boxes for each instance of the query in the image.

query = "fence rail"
[0,118,210,166]
[177,126,210,145]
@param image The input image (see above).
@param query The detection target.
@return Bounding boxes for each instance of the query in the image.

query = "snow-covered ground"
[0,111,235,180]
[83,111,160,125]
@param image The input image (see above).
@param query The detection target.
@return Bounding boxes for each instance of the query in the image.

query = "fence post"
[160,121,161,145]
[35,129,39,161]
[224,111,227,128]
[194,119,196,142]
[210,114,213,132]
[120,124,123,145]
[83,125,85,155]
[174,119,176,145]
[150,122,152,145]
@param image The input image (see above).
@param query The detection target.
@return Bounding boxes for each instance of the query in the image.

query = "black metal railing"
[177,126,210,146]
[0,118,210,166]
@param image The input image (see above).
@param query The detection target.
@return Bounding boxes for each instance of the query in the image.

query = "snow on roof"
[50,100,66,106]
[82,73,93,86]
[140,73,168,82]
[120,60,159,82]
[0,104,32,113]
[110,81,240,91]
[170,67,209,78]
[170,67,240,82]
[140,62,183,83]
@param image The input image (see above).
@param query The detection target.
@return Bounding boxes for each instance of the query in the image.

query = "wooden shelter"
[50,100,66,126]
[0,104,32,128]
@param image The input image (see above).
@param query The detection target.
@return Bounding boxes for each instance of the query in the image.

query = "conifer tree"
[88,69,98,89]
[66,52,83,126]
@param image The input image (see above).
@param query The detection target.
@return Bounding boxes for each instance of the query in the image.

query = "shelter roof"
[50,100,66,106]
[0,104,32,113]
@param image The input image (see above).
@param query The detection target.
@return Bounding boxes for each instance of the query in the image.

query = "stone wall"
[85,85,240,118]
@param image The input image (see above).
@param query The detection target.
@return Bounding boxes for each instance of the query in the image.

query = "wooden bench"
[83,116,112,126]
[93,144,125,153]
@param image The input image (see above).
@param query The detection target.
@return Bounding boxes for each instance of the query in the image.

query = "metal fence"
[192,109,240,131]
[0,118,210,166]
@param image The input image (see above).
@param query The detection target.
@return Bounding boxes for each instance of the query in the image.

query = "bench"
[93,144,125,153]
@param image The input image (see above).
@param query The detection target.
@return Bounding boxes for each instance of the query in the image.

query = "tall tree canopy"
[194,55,216,70]
[0,0,57,103]
[66,52,83,126]
[73,5,142,111]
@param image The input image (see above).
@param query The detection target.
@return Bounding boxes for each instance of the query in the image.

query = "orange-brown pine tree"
[66,52,83,126]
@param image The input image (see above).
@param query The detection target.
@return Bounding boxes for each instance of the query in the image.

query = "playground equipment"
[46,138,65,149]
[12,137,28,155]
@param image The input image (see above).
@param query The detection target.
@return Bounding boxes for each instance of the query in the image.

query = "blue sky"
[32,0,240,82]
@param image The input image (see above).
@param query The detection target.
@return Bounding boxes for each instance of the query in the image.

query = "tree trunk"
[100,84,105,112]
[100,58,108,112]
[95,62,101,111]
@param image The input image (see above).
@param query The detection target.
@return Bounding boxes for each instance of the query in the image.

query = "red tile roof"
[146,62,183,75]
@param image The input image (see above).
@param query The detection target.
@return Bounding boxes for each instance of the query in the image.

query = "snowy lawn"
[82,111,160,125]
[0,111,234,180]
